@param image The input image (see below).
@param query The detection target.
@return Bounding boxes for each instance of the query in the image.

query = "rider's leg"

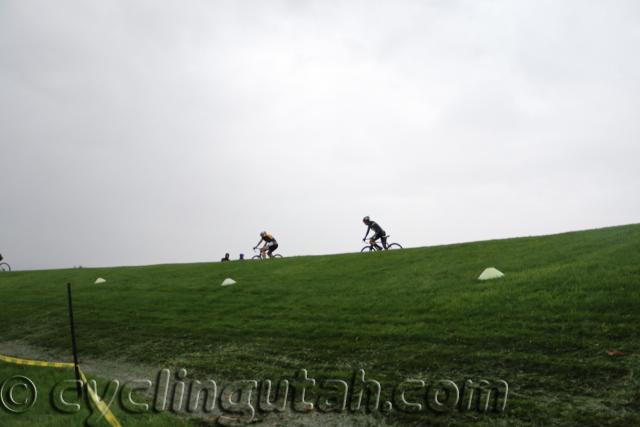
[267,243,278,258]
[370,237,382,250]
[381,235,388,250]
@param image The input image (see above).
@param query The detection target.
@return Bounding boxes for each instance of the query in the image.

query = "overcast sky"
[1,0,639,270]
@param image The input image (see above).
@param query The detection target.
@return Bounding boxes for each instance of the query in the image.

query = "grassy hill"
[1,224,640,426]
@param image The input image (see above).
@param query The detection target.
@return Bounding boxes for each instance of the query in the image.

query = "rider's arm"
[254,238,264,249]
[363,225,371,240]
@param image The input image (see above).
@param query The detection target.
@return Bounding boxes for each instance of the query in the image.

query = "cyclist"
[362,216,388,250]
[221,253,230,262]
[254,231,279,259]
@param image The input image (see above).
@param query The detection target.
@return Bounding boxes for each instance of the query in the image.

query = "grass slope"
[1,224,640,426]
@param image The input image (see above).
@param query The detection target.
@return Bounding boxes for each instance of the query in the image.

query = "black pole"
[67,283,83,397]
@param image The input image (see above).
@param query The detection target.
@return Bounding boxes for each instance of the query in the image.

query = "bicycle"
[0,254,10,272]
[360,236,403,252]
[251,247,283,260]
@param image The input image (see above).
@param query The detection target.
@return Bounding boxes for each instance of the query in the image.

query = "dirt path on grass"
[0,340,397,427]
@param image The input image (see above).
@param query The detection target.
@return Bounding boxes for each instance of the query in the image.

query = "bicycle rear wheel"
[272,254,283,258]
[0,263,10,272]
[387,243,403,250]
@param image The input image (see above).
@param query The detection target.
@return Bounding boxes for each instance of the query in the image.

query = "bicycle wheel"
[251,255,262,260]
[272,254,283,258]
[361,246,374,252]
[387,243,403,250]
[0,263,10,272]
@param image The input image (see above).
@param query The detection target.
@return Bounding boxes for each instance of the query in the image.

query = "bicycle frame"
[252,247,283,259]
[360,236,402,252]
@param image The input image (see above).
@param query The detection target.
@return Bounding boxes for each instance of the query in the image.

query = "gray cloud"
[1,0,639,269]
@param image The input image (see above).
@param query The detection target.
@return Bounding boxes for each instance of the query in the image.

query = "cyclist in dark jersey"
[254,231,279,258]
[362,216,388,250]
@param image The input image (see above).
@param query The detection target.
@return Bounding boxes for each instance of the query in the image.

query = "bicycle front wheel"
[251,255,262,260]
[387,243,403,250]
[0,263,11,272]
[361,246,374,253]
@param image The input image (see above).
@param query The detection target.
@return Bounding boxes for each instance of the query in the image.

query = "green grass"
[0,363,195,427]
[1,224,640,426]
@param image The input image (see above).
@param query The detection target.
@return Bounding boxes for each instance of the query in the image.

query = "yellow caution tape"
[0,354,75,368]
[80,367,122,427]
[0,353,122,427]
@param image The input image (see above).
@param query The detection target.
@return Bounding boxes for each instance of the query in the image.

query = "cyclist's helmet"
[362,216,370,223]
[260,231,267,237]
